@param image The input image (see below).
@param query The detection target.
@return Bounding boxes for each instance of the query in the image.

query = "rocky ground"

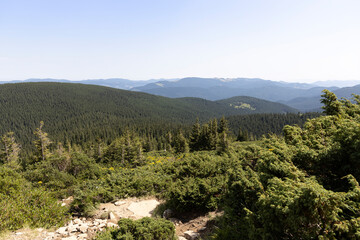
[1,197,220,240]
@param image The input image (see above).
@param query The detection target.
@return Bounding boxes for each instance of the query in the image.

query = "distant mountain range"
[2,77,359,112]
[0,78,161,90]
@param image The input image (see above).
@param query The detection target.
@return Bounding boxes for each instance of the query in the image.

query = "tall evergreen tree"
[321,89,342,116]
[173,131,189,153]
[190,118,201,151]
[33,121,52,162]
[0,132,21,169]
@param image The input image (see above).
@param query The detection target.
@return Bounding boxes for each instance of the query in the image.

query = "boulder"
[163,209,173,219]
[56,227,67,235]
[109,211,117,220]
[184,230,200,240]
[78,225,88,233]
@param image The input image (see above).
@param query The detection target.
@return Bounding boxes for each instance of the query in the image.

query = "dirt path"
[1,197,220,240]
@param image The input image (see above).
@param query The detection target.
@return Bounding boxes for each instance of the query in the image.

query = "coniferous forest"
[1,83,360,239]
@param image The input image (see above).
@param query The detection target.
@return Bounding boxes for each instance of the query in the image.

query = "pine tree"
[209,119,218,149]
[218,116,229,133]
[217,117,230,153]
[321,89,342,116]
[173,131,189,153]
[0,132,21,169]
[190,118,201,151]
[33,121,52,162]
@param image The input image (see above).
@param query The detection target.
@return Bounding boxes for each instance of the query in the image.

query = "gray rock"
[78,225,88,233]
[67,224,79,233]
[109,211,117,220]
[163,209,173,219]
[184,230,200,240]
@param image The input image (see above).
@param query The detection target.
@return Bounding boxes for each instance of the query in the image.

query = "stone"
[114,200,126,206]
[109,211,117,220]
[127,199,160,218]
[78,225,89,233]
[73,218,82,224]
[107,222,118,228]
[61,236,77,240]
[163,209,173,219]
[99,223,106,228]
[95,219,107,223]
[15,232,23,235]
[178,237,187,240]
[67,224,79,233]
[78,233,88,239]
[184,230,200,240]
[199,227,207,231]
[56,227,67,235]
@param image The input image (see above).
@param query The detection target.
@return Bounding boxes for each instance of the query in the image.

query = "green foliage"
[321,89,342,115]
[189,117,230,152]
[101,131,144,167]
[0,132,21,169]
[226,112,322,140]
[25,147,101,195]
[173,131,189,154]
[70,151,236,216]
[214,91,360,239]
[217,95,298,114]
[0,82,262,151]
[164,153,232,212]
[95,217,176,240]
[0,166,68,232]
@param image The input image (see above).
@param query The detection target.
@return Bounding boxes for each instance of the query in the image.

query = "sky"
[1,0,360,82]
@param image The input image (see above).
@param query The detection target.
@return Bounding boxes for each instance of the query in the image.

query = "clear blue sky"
[1,0,359,82]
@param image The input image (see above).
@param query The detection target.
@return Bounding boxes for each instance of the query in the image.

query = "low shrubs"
[71,152,236,216]
[0,166,69,232]
[95,217,176,240]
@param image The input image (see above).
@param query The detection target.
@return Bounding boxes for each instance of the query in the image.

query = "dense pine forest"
[0,82,302,152]
[1,86,360,239]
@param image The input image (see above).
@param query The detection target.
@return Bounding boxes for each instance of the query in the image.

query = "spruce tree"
[0,132,21,169]
[33,121,52,162]
[190,118,201,151]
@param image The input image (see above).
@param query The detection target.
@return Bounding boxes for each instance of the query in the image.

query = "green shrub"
[0,166,69,232]
[95,217,176,240]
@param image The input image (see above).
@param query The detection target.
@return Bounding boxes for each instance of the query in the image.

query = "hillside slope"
[281,84,360,112]
[216,96,298,114]
[0,82,297,148]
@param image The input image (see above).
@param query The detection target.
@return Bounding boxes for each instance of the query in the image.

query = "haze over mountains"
[2,77,360,112]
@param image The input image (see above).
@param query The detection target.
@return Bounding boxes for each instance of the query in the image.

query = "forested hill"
[0,82,297,148]
[216,96,298,114]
